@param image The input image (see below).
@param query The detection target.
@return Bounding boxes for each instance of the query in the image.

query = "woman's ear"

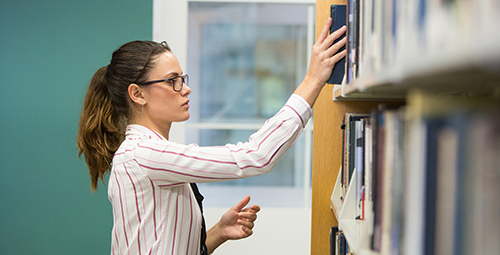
[128,84,146,105]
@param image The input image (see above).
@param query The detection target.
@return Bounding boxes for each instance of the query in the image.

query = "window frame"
[153,0,315,208]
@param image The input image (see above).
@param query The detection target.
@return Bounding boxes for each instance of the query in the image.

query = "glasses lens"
[183,75,188,87]
[172,77,181,91]
[170,75,188,92]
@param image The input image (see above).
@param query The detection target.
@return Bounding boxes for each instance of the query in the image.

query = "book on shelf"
[434,123,459,255]
[336,0,500,93]
[327,4,347,85]
[340,116,346,202]
[363,116,373,225]
[389,110,405,255]
[370,109,383,252]
[335,108,406,254]
[346,0,360,83]
[354,119,364,220]
[341,113,369,203]
[369,109,406,254]
[331,91,500,255]
[331,226,339,255]
[331,230,349,255]
[403,91,500,255]
[381,110,406,255]
[461,115,500,255]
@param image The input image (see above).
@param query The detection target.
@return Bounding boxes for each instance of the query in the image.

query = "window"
[185,2,315,208]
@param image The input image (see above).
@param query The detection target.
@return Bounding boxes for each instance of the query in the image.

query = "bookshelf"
[331,0,500,101]
[333,35,500,100]
[311,0,500,255]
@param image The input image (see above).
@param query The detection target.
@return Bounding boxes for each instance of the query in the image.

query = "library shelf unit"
[310,0,500,255]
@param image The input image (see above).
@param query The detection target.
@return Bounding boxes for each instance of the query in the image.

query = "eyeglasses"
[139,74,188,92]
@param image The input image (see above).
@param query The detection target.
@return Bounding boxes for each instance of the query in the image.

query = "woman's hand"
[307,17,347,88]
[219,195,260,240]
[206,196,260,253]
[294,17,347,107]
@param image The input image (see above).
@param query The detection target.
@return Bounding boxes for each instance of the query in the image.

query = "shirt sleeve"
[134,94,312,187]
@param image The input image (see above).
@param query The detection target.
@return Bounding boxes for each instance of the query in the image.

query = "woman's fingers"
[323,25,346,48]
[333,48,347,64]
[316,17,333,44]
[307,23,347,84]
[238,211,258,222]
[241,226,253,236]
[241,204,260,213]
[325,26,347,57]
[237,218,255,229]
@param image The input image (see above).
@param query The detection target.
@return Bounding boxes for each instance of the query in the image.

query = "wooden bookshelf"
[311,81,404,255]
[311,0,500,254]
[310,2,405,249]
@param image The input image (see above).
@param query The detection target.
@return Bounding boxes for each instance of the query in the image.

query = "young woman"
[77,18,346,255]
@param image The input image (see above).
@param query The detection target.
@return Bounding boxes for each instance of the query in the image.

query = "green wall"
[0,1,152,254]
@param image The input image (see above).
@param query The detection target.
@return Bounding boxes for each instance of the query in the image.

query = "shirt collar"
[125,124,167,141]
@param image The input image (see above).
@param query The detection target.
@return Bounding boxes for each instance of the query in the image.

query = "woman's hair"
[77,41,171,191]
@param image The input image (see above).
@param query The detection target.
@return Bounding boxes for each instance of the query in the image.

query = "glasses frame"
[139,74,188,92]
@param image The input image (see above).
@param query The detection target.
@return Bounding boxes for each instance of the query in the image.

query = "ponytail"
[77,40,171,191]
[77,66,125,192]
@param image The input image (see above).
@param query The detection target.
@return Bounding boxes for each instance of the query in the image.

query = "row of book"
[330,0,500,85]
[337,90,500,255]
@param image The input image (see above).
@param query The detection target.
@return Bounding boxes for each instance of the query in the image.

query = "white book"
[434,126,458,255]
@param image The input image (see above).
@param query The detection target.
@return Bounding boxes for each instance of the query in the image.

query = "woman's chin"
[175,113,190,122]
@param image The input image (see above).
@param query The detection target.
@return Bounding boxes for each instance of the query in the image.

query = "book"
[330,226,339,255]
[380,110,395,254]
[346,0,359,83]
[339,231,346,255]
[369,109,380,251]
[379,109,406,255]
[371,110,385,252]
[327,4,347,84]
[468,116,500,255]
[389,110,405,255]
[363,117,373,227]
[355,120,364,219]
[422,117,442,255]
[353,0,360,79]
[341,116,346,201]
[434,124,459,255]
[343,113,369,200]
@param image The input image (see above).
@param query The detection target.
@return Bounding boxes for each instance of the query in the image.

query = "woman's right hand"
[294,17,347,107]
[308,17,347,88]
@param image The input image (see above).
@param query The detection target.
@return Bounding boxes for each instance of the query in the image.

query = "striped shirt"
[107,94,312,255]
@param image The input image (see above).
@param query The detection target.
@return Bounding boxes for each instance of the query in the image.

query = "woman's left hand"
[206,196,261,253]
[219,195,260,240]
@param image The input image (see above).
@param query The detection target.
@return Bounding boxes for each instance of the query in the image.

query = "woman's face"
[142,51,191,125]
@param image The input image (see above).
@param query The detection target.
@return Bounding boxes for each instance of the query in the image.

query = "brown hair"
[77,41,171,191]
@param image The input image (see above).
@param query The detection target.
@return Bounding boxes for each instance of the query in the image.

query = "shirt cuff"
[285,94,312,128]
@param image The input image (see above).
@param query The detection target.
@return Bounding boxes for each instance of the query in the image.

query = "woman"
[77,18,346,255]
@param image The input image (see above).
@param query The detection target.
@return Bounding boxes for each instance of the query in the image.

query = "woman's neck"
[129,116,171,140]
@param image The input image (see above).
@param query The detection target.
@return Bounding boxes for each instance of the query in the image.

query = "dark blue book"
[422,117,444,255]
[327,4,346,84]
[330,226,338,255]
